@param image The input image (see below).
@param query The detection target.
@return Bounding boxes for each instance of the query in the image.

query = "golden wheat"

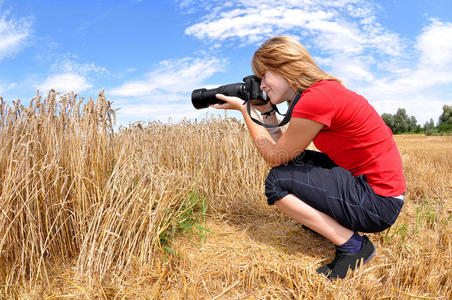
[0,91,450,299]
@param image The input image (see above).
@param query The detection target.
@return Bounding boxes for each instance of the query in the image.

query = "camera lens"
[191,89,207,109]
[191,82,248,110]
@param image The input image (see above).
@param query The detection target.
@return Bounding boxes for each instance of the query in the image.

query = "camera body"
[191,75,268,109]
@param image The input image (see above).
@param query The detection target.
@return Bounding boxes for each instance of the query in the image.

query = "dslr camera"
[191,75,268,109]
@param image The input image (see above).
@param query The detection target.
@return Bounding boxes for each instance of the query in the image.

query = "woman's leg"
[275,194,353,245]
[265,152,402,278]
[274,193,376,279]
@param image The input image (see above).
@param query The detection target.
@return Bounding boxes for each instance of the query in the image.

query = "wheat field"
[0,91,450,299]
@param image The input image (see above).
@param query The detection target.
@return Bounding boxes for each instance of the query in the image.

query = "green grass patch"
[159,190,212,255]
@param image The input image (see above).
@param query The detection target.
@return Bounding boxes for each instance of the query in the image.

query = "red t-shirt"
[292,80,406,197]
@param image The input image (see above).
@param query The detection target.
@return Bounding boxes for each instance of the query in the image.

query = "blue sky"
[1,0,451,127]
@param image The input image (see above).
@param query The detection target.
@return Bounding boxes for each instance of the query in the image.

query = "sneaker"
[316,235,376,279]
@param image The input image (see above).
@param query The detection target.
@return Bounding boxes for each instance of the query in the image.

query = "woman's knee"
[264,167,290,205]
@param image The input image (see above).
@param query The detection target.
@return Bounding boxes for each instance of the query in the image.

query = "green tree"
[439,105,452,124]
[394,108,409,134]
[381,113,395,133]
[438,105,452,133]
[423,118,435,131]
[408,116,418,132]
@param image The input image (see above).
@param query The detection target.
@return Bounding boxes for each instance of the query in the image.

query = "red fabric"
[292,80,406,197]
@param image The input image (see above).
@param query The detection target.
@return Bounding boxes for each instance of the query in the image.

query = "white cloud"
[0,12,31,60]
[37,73,92,94]
[416,19,452,68]
[0,81,15,94]
[184,6,336,45]
[110,56,225,97]
[183,0,402,57]
[32,55,107,95]
[359,20,452,109]
[328,55,376,83]
[50,55,109,75]
[108,56,227,125]
[307,19,365,55]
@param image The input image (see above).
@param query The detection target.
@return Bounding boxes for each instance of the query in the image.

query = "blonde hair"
[252,36,342,91]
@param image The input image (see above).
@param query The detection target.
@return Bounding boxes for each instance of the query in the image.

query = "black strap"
[247,91,302,128]
[260,108,276,118]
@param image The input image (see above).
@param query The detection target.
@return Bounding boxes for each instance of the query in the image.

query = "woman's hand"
[210,94,247,113]
[251,101,274,114]
[211,94,275,115]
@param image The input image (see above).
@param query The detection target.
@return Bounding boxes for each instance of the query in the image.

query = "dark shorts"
[265,150,404,233]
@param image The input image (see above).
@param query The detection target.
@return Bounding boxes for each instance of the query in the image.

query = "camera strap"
[246,90,302,128]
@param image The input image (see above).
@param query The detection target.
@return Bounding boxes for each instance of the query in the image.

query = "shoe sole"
[363,248,376,265]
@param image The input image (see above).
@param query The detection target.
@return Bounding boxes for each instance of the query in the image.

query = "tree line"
[381,105,452,135]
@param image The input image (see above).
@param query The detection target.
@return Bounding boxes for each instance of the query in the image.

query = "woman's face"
[260,70,295,104]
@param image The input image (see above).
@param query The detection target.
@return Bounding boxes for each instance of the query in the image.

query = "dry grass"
[0,92,450,299]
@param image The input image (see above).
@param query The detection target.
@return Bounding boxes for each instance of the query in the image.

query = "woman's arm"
[214,94,323,167]
[249,103,283,142]
[243,107,323,167]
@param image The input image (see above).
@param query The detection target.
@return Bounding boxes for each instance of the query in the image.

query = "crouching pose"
[212,36,406,279]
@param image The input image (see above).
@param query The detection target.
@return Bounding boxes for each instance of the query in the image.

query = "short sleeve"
[291,85,336,128]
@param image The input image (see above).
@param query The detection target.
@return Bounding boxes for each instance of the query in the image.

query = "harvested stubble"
[0,91,450,299]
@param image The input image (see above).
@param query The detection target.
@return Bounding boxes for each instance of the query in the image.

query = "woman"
[212,36,406,279]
